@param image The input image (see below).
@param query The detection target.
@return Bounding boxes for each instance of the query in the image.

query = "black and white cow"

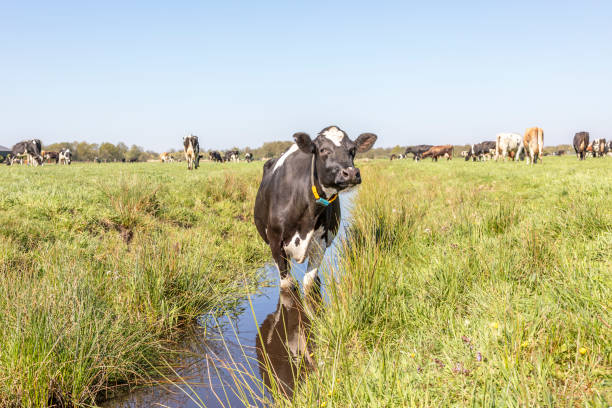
[254,126,377,291]
[244,152,254,162]
[404,145,433,161]
[465,141,496,161]
[59,148,72,165]
[11,139,43,166]
[183,134,200,170]
[224,149,240,162]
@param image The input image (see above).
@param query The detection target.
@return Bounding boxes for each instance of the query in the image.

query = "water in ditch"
[102,190,356,408]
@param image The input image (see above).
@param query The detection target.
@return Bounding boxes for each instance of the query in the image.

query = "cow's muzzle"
[336,166,361,186]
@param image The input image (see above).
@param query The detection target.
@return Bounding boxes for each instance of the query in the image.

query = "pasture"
[289,156,611,407]
[0,162,269,407]
[1,156,610,407]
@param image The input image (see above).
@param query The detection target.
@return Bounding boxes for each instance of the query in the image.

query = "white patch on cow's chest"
[273,144,299,172]
[322,127,345,147]
[284,229,314,264]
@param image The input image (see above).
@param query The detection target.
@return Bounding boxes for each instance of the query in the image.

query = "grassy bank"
[0,162,269,407]
[291,156,611,406]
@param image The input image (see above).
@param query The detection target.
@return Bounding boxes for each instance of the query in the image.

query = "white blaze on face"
[273,144,299,172]
[323,127,345,147]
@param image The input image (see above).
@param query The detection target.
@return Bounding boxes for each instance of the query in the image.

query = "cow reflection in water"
[256,283,318,399]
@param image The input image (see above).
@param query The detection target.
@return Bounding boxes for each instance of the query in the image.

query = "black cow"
[183,134,200,170]
[11,139,43,166]
[573,132,589,160]
[245,152,254,162]
[254,126,376,291]
[404,145,433,161]
[466,141,496,161]
[209,151,223,162]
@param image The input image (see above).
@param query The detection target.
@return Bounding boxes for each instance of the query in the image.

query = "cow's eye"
[349,148,356,157]
[320,148,331,155]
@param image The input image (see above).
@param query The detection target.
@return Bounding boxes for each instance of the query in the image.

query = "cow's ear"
[355,133,377,153]
[293,132,314,154]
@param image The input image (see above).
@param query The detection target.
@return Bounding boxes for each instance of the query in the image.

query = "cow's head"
[465,145,474,161]
[293,126,377,192]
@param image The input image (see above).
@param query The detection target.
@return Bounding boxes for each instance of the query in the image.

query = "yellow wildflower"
[579,347,587,355]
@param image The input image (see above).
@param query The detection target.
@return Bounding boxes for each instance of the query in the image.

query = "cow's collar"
[310,155,337,207]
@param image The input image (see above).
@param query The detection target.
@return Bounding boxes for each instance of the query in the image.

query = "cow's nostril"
[355,170,361,179]
[341,169,350,179]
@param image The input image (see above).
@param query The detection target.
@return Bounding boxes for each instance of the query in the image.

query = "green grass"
[286,156,611,407]
[0,162,269,407]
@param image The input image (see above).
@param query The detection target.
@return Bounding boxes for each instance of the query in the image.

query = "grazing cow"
[404,145,433,161]
[224,150,240,162]
[183,134,200,170]
[256,284,314,399]
[390,154,397,160]
[465,141,496,161]
[42,150,60,164]
[555,150,566,156]
[11,139,43,166]
[495,133,523,161]
[254,126,377,290]
[245,152,254,162]
[523,127,544,164]
[460,150,469,158]
[209,151,223,162]
[58,149,72,165]
[573,132,589,160]
[422,145,453,161]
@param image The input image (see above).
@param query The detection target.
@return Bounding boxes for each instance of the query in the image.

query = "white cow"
[495,133,523,161]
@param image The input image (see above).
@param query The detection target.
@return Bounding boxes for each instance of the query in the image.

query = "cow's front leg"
[304,237,325,308]
[269,234,292,288]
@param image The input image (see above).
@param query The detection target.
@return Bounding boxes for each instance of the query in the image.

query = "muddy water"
[103,190,355,408]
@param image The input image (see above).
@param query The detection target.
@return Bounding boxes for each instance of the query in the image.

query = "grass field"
[0,162,269,407]
[1,157,610,407]
[284,156,611,407]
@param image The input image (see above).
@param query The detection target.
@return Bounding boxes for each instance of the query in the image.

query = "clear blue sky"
[1,1,611,151]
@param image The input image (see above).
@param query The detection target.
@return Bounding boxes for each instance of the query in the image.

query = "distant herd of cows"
[4,129,611,169]
[395,129,611,163]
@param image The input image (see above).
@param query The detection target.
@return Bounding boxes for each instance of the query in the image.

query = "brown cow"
[523,127,544,164]
[421,145,453,161]
[159,152,173,162]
